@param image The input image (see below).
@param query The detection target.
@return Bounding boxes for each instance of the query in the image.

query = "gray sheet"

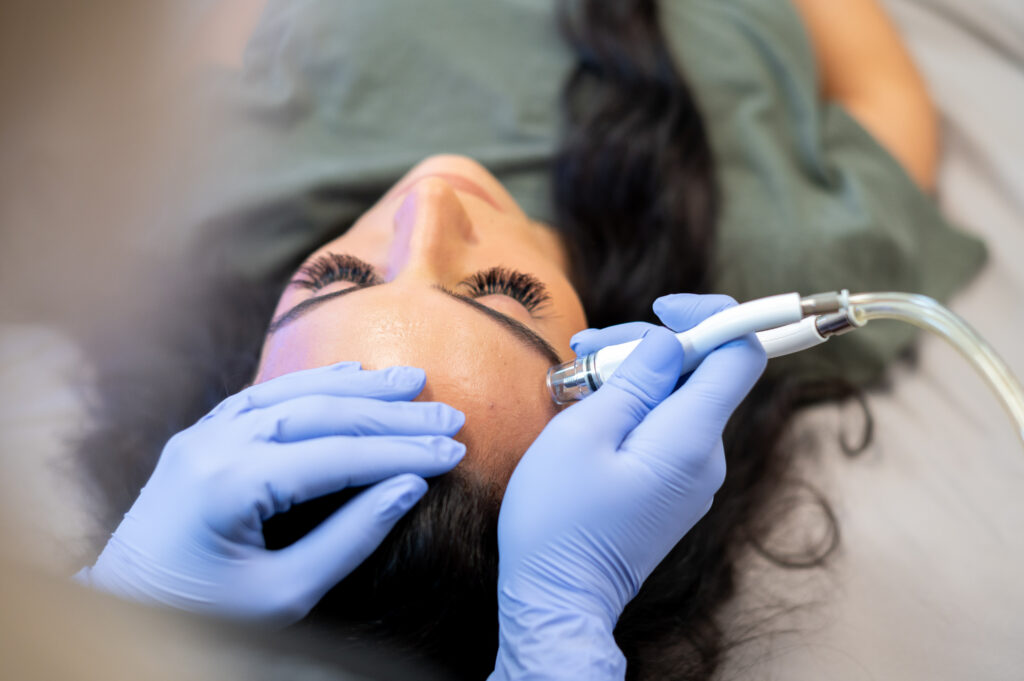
[722,1,1024,678]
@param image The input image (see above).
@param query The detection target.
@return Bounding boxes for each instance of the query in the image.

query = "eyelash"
[460,267,551,314]
[292,254,382,291]
[292,254,550,313]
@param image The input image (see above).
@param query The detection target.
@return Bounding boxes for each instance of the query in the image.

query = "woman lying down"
[72,0,985,679]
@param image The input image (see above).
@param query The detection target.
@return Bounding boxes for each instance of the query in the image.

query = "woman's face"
[255,154,587,485]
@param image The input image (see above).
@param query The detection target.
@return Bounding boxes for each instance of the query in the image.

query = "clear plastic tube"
[848,292,1024,446]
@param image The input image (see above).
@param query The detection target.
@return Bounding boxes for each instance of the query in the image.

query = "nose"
[387,177,476,282]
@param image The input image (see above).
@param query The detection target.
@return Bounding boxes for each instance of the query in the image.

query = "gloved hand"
[75,362,465,626]
[490,294,766,681]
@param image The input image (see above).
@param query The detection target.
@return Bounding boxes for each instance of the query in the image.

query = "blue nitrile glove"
[75,362,465,626]
[490,295,765,681]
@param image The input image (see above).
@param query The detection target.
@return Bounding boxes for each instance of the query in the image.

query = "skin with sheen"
[255,154,588,486]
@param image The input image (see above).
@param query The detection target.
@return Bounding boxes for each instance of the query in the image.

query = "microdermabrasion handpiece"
[547,292,857,404]
[548,289,1024,449]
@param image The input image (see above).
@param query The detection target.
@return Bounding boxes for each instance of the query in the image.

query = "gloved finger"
[690,441,727,501]
[254,435,465,512]
[679,443,725,522]
[570,322,660,356]
[270,473,428,611]
[700,495,716,520]
[651,293,737,332]
[234,364,427,411]
[567,327,684,443]
[625,335,765,464]
[255,395,466,442]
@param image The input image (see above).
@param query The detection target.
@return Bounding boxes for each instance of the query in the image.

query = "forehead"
[259,286,559,483]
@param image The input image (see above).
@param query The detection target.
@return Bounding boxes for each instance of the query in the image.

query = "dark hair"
[75,1,858,679]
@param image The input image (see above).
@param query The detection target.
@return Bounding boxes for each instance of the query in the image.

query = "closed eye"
[288,253,551,315]
[457,267,551,314]
[291,253,382,291]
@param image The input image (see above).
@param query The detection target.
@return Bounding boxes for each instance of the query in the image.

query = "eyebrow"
[266,284,562,366]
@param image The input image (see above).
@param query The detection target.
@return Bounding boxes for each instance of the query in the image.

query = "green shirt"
[186,0,985,385]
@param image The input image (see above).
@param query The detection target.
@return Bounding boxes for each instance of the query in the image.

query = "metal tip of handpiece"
[546,355,597,404]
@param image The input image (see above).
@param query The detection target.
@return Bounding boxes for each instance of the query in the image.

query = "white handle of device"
[592,293,805,385]
[756,316,827,357]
